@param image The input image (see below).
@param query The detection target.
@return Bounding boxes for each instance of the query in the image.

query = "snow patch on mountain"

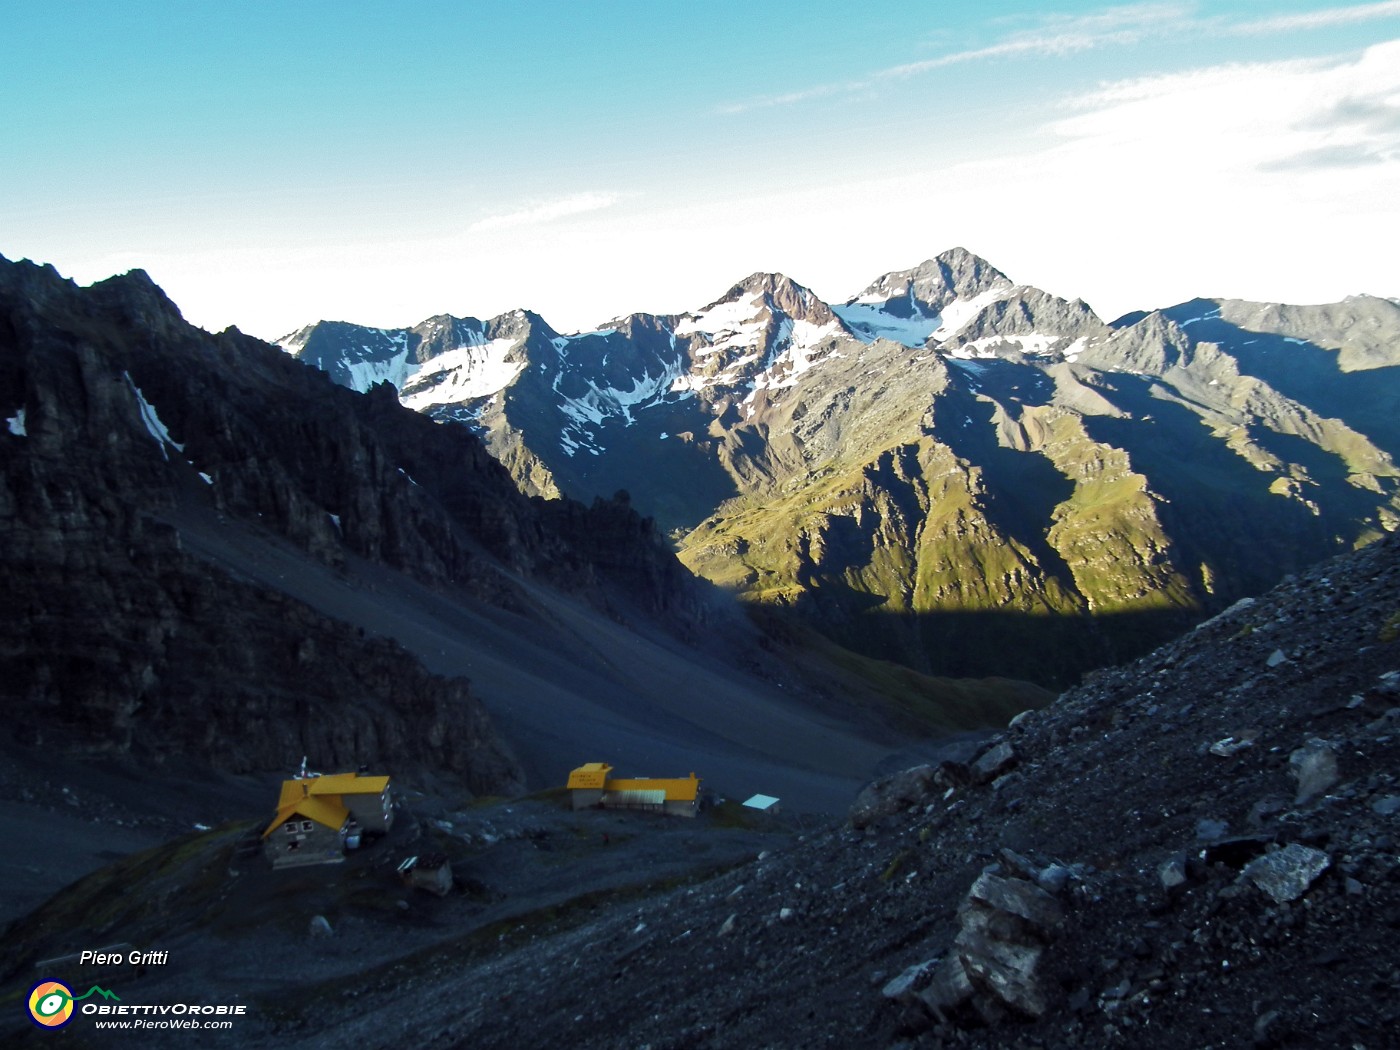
[1177,308,1222,329]
[1062,337,1089,362]
[123,371,184,460]
[747,319,844,397]
[676,292,769,357]
[551,350,688,454]
[400,338,524,411]
[345,337,415,391]
[836,287,1015,348]
[946,333,1073,360]
[6,407,26,437]
[929,288,1017,342]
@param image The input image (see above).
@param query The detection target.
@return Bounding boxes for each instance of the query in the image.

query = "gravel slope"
[253,532,1400,1050]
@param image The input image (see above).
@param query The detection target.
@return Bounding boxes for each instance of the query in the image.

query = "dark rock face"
[6,509,521,791]
[0,256,695,785]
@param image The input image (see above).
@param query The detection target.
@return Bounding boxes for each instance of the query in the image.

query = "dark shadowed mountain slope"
[385,529,1399,1050]
[10,511,1395,1050]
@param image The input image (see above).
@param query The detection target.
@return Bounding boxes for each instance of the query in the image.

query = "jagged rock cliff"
[0,256,697,785]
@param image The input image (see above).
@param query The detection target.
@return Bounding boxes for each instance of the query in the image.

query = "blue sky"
[3,2,1398,337]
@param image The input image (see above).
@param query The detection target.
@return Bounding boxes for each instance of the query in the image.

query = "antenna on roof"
[298,755,308,779]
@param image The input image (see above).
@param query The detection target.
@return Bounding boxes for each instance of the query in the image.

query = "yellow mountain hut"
[262,771,395,868]
[567,764,701,818]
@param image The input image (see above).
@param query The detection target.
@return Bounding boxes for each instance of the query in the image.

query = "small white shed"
[742,794,781,814]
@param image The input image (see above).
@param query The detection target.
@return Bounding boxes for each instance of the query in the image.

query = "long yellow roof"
[606,774,700,802]
[275,773,390,807]
[305,773,391,796]
[566,765,700,801]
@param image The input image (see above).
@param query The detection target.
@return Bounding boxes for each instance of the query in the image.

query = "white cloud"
[469,191,621,232]
[716,82,854,115]
[1055,39,1400,172]
[1231,0,1400,35]
[718,2,1400,114]
[879,2,1191,79]
[697,37,1400,325]
[973,39,1400,312]
[720,4,1192,112]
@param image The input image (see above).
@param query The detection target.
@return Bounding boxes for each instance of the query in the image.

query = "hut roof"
[567,763,614,790]
[264,771,388,838]
[606,774,701,802]
[262,795,350,838]
[742,794,781,811]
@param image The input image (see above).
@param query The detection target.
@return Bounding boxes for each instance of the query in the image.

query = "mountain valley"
[1,254,1015,922]
[1,251,1397,1049]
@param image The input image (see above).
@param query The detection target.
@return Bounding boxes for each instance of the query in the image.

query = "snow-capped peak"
[835,285,1016,349]
[835,250,1017,349]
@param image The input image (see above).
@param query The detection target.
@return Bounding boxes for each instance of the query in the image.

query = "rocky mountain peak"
[0,258,185,346]
[598,312,674,340]
[484,308,556,342]
[942,286,1107,354]
[409,314,489,361]
[929,245,1013,299]
[717,271,838,327]
[851,247,1013,316]
[87,269,188,336]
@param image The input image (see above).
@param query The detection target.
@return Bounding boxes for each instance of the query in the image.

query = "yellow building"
[262,771,394,868]
[565,762,613,809]
[566,764,701,818]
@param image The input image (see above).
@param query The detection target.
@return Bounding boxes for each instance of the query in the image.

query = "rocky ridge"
[0,255,698,784]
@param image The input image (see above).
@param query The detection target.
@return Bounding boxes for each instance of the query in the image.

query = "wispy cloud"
[716,83,853,115]
[719,3,1188,113]
[469,192,620,232]
[718,1,1400,114]
[1260,141,1391,170]
[1264,81,1400,169]
[1231,0,1400,35]
[877,2,1189,80]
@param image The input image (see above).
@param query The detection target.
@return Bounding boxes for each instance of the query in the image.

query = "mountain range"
[2,253,995,824]
[282,248,1400,684]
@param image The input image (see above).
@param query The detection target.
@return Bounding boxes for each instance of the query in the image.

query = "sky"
[2,1,1398,338]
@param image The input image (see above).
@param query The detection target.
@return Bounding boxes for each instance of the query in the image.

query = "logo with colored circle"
[28,980,75,1028]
